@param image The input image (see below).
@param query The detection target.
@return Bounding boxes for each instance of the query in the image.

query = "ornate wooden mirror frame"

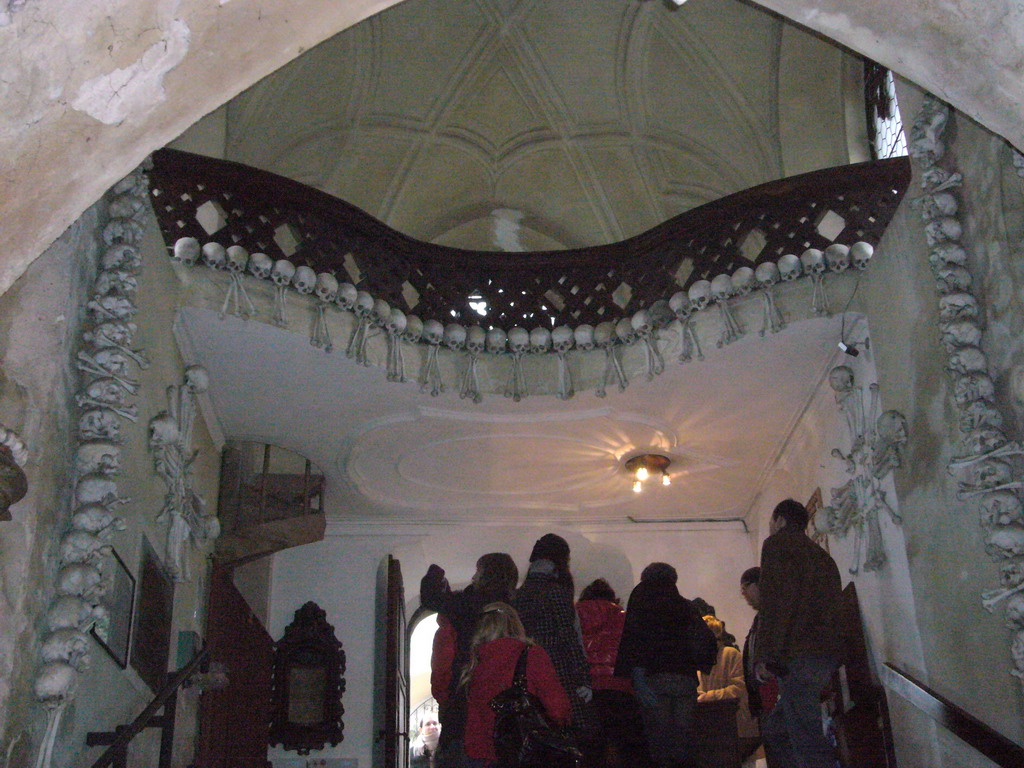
[269,601,346,754]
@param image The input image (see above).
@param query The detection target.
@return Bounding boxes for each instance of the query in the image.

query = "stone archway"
[0,0,1022,298]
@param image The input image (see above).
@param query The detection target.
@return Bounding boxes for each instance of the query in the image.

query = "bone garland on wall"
[908,95,1024,687]
[147,365,219,582]
[817,364,907,574]
[32,168,149,768]
[168,235,875,401]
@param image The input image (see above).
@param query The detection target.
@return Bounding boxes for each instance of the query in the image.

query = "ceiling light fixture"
[625,453,671,492]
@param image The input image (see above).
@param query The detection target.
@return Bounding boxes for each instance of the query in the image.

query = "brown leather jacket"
[753,526,844,663]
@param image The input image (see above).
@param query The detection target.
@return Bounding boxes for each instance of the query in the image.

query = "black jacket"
[614,579,717,679]
[742,614,763,717]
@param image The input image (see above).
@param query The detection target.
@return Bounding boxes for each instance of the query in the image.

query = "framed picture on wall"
[806,487,831,553]
[91,548,136,668]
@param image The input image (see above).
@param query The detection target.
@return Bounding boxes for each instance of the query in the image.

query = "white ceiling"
[177,307,845,524]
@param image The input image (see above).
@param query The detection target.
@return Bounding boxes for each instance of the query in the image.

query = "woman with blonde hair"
[460,602,571,767]
[697,615,760,757]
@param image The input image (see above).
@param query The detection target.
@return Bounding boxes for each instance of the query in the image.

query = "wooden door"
[195,564,274,767]
[383,555,409,768]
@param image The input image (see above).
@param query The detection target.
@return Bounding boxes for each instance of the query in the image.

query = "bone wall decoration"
[152,147,907,403]
[147,365,219,582]
[32,167,149,768]
[817,364,907,574]
[908,94,1024,689]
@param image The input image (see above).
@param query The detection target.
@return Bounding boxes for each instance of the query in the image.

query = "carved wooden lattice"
[149,149,910,328]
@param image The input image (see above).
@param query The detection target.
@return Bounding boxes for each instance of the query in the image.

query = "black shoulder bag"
[489,646,582,768]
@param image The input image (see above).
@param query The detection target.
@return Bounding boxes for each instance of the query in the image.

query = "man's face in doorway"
[740,580,761,611]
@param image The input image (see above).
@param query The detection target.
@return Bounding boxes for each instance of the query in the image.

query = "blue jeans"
[762,654,839,768]
[638,673,698,768]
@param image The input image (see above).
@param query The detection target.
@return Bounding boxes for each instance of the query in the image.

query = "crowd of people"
[418,498,845,768]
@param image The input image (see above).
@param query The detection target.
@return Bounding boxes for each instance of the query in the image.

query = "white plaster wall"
[268,521,757,768]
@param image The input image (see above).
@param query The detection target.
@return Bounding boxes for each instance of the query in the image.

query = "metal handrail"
[87,646,211,768]
[881,663,1024,768]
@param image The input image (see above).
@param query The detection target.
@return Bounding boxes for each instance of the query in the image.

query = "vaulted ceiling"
[211,0,856,252]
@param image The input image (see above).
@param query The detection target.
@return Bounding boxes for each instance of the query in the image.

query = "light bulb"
[632,480,642,493]
[662,472,671,486]
[636,466,649,482]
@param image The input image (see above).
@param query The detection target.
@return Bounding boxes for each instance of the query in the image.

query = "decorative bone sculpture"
[820,364,907,573]
[148,366,218,581]
[594,321,627,398]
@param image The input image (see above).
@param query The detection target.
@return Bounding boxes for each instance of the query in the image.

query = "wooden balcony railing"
[148,149,910,329]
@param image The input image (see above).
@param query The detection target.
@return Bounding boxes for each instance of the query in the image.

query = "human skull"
[929,243,969,271]
[79,378,127,406]
[41,628,92,671]
[800,248,825,275]
[387,308,408,336]
[336,282,358,311]
[108,192,144,219]
[74,474,126,507]
[829,365,856,393]
[939,292,979,322]
[225,246,249,273]
[1007,593,1024,628]
[59,530,112,565]
[34,662,80,707]
[778,253,802,281]
[551,326,574,354]
[90,349,132,377]
[466,326,487,354]
[444,323,467,351]
[925,217,963,246]
[972,458,1014,490]
[960,400,1004,432]
[292,265,317,294]
[486,327,507,354]
[101,243,142,271]
[574,324,596,351]
[271,259,296,287]
[70,502,125,537]
[688,280,711,312]
[986,526,1024,560]
[78,409,121,442]
[74,441,121,476]
[876,411,909,446]
[669,291,691,320]
[529,326,552,354]
[354,291,375,317]
[850,242,874,271]
[55,564,106,602]
[84,321,136,349]
[173,237,201,266]
[954,372,996,406]
[824,244,851,273]
[403,315,424,344]
[594,321,616,347]
[202,242,227,270]
[631,309,652,336]
[710,274,734,303]
[980,491,1024,528]
[248,252,273,280]
[94,269,138,297]
[508,327,529,354]
[947,346,988,376]
[755,262,780,287]
[183,365,209,394]
[616,318,635,345]
[314,273,339,303]
[732,267,755,296]
[422,319,444,345]
[373,299,392,327]
[960,428,1007,456]
[936,266,972,294]
[87,295,136,322]
[939,320,983,352]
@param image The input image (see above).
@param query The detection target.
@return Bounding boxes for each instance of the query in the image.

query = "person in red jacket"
[461,602,571,767]
[576,579,650,768]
